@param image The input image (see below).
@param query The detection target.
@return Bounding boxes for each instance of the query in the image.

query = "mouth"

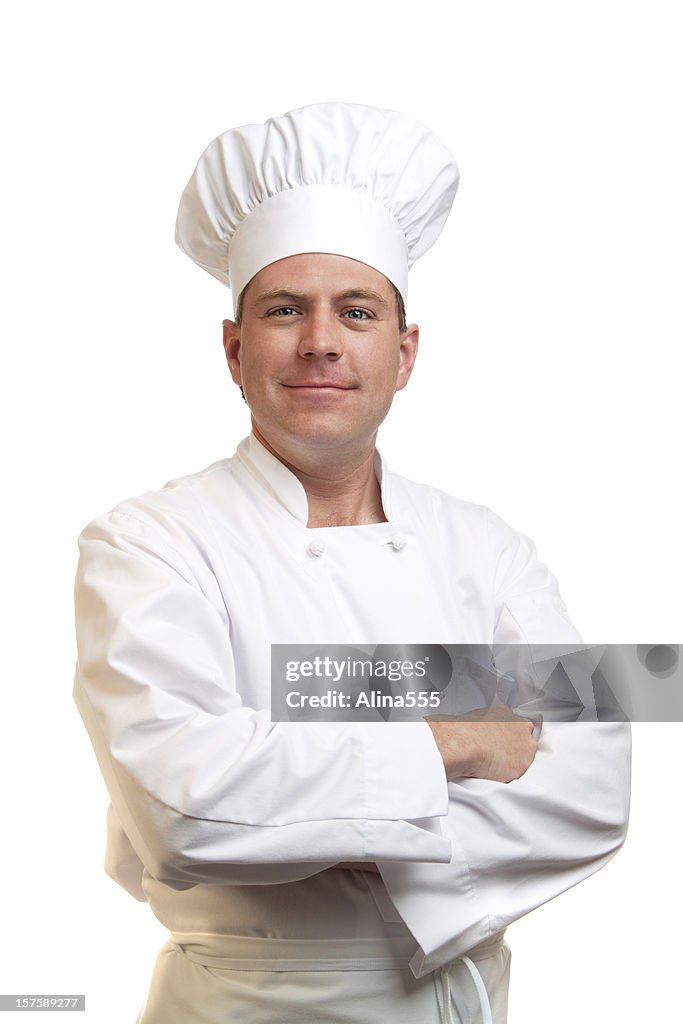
[282,382,356,390]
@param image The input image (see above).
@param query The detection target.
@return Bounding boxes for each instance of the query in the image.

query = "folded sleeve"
[73,507,450,894]
[378,507,631,976]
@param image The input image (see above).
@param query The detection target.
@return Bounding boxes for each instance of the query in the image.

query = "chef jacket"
[74,434,631,978]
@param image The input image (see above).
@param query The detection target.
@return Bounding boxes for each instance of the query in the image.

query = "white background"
[1,1,681,1020]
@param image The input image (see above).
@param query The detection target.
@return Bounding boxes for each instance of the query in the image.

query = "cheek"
[239,347,283,402]
[239,346,265,381]
[241,337,283,373]
[372,351,402,389]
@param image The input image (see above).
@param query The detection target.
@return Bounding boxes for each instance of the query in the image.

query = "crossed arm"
[74,503,630,971]
[334,707,539,872]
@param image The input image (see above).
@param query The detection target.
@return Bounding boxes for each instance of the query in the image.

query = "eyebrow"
[251,287,390,310]
[337,288,390,309]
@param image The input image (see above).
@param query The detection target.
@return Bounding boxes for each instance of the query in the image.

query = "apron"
[135,930,510,1024]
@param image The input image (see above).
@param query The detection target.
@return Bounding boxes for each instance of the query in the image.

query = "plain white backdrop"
[1,1,680,1020]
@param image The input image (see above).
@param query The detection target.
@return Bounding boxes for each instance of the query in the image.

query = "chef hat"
[175,102,459,306]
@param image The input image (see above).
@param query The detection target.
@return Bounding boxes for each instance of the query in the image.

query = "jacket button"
[308,540,326,557]
[390,535,407,551]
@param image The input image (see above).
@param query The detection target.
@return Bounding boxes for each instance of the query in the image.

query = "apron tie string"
[434,955,493,1024]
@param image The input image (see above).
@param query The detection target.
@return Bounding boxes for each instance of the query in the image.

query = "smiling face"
[222,253,419,467]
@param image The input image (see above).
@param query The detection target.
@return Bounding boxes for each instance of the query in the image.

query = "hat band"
[228,184,409,304]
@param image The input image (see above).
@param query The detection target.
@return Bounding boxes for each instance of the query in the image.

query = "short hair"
[234,282,407,332]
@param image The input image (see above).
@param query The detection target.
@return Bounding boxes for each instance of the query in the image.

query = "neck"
[252,426,386,528]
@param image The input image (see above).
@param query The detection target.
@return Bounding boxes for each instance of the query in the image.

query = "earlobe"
[222,319,242,385]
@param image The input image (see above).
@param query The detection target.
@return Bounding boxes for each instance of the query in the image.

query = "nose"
[297,310,343,359]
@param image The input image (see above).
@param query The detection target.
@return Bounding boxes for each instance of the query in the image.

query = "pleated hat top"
[175,102,459,305]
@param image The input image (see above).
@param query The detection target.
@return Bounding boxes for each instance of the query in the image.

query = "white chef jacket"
[73,433,630,979]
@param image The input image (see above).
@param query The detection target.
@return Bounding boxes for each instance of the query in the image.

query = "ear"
[222,319,242,385]
[395,323,419,392]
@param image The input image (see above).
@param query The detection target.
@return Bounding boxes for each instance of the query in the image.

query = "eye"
[343,308,372,321]
[268,306,300,317]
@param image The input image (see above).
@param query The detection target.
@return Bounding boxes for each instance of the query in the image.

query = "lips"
[282,382,355,389]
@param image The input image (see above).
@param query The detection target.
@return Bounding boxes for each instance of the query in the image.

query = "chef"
[73,103,631,1024]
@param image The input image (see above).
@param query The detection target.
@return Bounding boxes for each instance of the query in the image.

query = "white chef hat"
[175,102,459,306]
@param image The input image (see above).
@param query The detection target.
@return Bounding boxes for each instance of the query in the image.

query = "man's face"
[222,253,418,463]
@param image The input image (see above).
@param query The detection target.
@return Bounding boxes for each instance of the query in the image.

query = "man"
[74,103,630,1023]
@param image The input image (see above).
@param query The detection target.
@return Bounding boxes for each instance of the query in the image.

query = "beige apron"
[136,930,510,1024]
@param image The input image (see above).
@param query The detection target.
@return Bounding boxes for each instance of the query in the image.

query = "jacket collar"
[236,432,393,526]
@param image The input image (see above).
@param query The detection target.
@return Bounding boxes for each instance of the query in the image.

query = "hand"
[427,704,539,783]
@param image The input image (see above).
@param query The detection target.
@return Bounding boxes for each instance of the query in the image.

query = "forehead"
[242,252,395,304]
